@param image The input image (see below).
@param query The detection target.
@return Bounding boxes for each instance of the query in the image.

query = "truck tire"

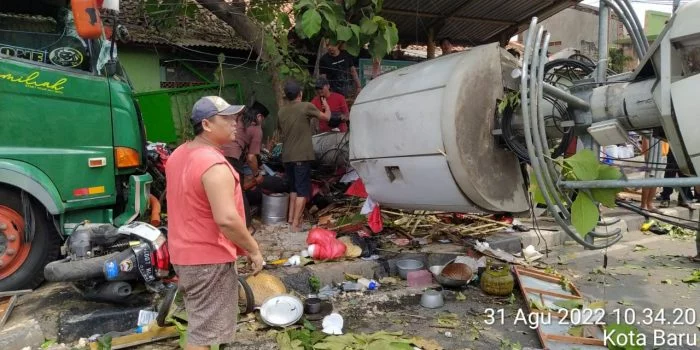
[0,186,61,291]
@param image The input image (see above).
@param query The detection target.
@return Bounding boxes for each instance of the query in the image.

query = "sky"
[579,0,688,27]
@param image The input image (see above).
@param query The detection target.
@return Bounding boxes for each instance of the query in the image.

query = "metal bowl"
[396,259,425,279]
[420,289,445,308]
[429,264,470,288]
[259,294,304,327]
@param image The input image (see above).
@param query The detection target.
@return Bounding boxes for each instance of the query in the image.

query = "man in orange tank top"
[166,96,264,350]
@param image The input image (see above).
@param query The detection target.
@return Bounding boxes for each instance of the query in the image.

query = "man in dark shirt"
[319,42,362,98]
[277,81,330,232]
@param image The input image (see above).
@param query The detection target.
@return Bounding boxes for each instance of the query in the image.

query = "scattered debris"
[618,299,634,306]
[682,270,700,283]
[0,289,31,328]
[513,266,607,349]
[633,244,648,252]
[321,313,344,335]
[379,277,399,285]
[434,312,460,328]
[87,326,179,350]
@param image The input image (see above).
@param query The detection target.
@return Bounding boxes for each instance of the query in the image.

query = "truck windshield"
[0,7,99,73]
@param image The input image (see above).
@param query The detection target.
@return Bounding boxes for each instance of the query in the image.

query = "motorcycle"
[43,221,255,322]
[44,221,171,302]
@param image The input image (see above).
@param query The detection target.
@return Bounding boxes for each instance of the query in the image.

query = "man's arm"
[350,66,362,92]
[202,164,261,257]
[310,101,330,121]
[247,128,263,183]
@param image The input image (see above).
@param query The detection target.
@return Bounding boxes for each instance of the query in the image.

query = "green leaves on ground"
[311,331,418,350]
[97,335,112,350]
[435,312,461,328]
[41,340,57,349]
[682,269,700,283]
[529,297,547,311]
[554,299,583,311]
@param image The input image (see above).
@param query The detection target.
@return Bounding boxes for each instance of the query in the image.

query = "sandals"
[646,208,663,214]
[690,256,700,263]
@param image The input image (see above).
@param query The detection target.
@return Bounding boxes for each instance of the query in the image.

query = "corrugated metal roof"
[119,0,251,51]
[382,0,582,46]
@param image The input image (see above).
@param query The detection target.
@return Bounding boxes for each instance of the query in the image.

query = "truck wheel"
[0,187,60,291]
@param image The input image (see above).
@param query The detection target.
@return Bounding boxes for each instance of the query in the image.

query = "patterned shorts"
[174,263,239,346]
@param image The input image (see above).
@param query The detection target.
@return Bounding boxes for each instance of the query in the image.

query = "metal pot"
[262,193,289,224]
[305,297,322,314]
[396,259,424,279]
[420,289,444,308]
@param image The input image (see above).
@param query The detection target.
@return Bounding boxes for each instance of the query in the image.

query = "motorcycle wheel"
[238,275,254,315]
[156,283,178,327]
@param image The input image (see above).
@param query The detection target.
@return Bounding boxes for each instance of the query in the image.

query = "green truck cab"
[0,1,152,291]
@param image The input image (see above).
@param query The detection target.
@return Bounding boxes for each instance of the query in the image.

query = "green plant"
[294,0,399,59]
[530,149,623,237]
[608,48,633,74]
[309,275,321,293]
[498,90,521,115]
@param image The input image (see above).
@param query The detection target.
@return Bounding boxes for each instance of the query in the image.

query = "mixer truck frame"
[350,0,700,253]
[0,0,152,291]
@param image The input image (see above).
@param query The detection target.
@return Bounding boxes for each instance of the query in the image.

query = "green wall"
[118,46,279,140]
[119,47,162,93]
[645,10,671,37]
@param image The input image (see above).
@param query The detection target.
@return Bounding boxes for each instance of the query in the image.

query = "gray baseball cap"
[191,96,245,123]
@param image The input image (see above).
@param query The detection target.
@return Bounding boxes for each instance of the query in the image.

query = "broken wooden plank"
[546,334,605,346]
[0,290,31,329]
[89,326,179,350]
[464,215,512,227]
[514,266,607,349]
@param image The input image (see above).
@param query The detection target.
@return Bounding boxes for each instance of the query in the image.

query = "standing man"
[277,81,330,232]
[222,101,270,230]
[166,96,264,350]
[659,150,693,208]
[319,41,362,98]
[440,37,454,55]
[311,77,350,133]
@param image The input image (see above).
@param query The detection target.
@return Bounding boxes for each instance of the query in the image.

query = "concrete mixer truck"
[349,0,700,251]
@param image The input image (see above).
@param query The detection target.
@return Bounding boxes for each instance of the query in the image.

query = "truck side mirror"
[71,0,104,39]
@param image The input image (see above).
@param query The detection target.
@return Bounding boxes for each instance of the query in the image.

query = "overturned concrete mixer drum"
[349,44,529,214]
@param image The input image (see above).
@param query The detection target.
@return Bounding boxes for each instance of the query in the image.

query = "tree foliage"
[608,47,632,74]
[294,0,399,59]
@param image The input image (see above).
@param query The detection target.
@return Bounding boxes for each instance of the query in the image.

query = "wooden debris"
[318,215,333,226]
[0,289,31,328]
[89,326,179,350]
